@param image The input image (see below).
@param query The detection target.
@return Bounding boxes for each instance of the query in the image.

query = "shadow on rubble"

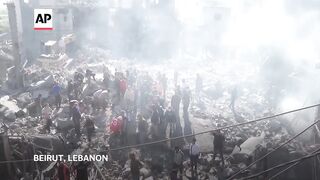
[183,111,193,143]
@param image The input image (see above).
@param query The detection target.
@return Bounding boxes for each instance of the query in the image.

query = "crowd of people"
[18,55,315,180]
[26,61,211,179]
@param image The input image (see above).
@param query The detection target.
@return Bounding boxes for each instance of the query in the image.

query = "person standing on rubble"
[173,146,184,179]
[34,94,42,119]
[165,106,176,137]
[85,69,96,84]
[189,138,200,175]
[67,80,74,101]
[171,88,181,122]
[138,114,148,144]
[51,81,62,109]
[129,152,143,180]
[212,130,225,167]
[42,103,53,133]
[72,102,82,138]
[84,115,95,143]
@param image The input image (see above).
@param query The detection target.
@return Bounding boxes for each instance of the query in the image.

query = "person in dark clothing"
[129,153,143,180]
[171,89,181,121]
[189,138,200,176]
[230,86,238,116]
[165,107,176,137]
[212,130,225,166]
[57,161,70,180]
[84,116,95,143]
[51,82,62,109]
[151,105,160,125]
[74,72,84,99]
[182,88,190,115]
[137,114,148,144]
[75,161,89,180]
[72,103,82,138]
[85,69,96,83]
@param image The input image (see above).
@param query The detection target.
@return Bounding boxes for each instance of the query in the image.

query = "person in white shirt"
[189,138,200,175]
